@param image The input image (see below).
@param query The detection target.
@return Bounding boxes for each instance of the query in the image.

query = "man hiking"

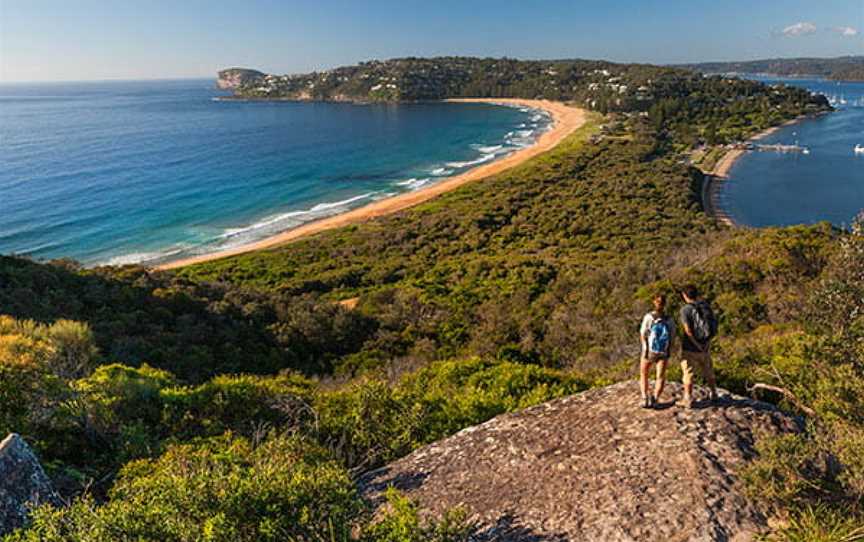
[639,294,675,408]
[679,285,718,408]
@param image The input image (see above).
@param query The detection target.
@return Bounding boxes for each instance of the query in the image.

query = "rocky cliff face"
[216,68,265,90]
[360,382,800,542]
[0,434,61,535]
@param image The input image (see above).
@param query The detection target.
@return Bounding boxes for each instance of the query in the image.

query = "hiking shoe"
[641,396,652,409]
[648,395,657,408]
[709,390,719,403]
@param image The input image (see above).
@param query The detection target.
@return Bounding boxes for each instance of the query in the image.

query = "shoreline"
[156,99,588,270]
[702,116,810,227]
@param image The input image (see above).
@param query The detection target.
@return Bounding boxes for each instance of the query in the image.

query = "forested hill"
[678,55,864,81]
[219,56,832,113]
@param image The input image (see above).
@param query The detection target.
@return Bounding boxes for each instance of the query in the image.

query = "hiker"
[679,285,718,408]
[639,294,675,408]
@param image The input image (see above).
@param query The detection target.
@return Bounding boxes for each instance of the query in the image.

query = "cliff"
[360,382,801,541]
[216,67,265,90]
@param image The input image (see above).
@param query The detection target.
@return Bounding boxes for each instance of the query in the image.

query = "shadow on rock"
[359,468,429,508]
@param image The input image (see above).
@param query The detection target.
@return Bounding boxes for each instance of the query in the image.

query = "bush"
[0,317,74,454]
[360,489,473,542]
[8,435,474,542]
[763,504,864,542]
[8,435,362,542]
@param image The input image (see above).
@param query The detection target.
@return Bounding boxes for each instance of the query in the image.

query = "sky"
[1,0,862,82]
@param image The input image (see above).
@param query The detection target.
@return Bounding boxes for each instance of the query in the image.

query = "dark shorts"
[646,352,670,363]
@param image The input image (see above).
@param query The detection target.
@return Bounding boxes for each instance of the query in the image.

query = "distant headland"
[216,57,659,104]
[216,67,266,90]
[217,56,843,106]
[677,55,864,81]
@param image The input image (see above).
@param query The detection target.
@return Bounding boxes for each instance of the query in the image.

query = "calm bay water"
[721,77,864,228]
[0,79,547,265]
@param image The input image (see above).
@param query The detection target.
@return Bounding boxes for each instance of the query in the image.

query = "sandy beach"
[702,117,806,226]
[157,99,588,270]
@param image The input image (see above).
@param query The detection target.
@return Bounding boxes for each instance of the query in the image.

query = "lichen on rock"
[0,433,61,535]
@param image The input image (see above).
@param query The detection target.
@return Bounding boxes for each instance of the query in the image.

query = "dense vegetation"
[679,55,864,82]
[0,58,860,539]
[226,56,829,121]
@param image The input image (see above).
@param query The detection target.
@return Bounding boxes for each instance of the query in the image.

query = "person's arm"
[680,306,706,353]
[639,316,649,355]
[682,321,706,353]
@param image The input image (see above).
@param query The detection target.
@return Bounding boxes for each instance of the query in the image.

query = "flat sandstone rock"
[359,381,800,542]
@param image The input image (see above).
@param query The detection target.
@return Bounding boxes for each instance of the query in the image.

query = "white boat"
[855,144,864,155]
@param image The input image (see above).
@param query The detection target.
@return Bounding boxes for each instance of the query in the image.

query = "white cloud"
[832,26,859,37]
[781,22,818,37]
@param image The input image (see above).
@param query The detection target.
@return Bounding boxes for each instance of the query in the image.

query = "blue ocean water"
[721,77,864,228]
[0,79,548,265]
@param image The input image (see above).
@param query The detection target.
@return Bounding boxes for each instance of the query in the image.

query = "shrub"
[160,372,317,440]
[7,435,362,542]
[360,489,473,542]
[762,504,864,542]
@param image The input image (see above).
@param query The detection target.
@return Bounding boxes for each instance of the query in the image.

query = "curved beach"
[157,99,588,270]
[703,118,806,227]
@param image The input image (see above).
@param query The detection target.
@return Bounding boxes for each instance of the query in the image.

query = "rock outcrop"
[360,382,800,542]
[0,434,61,535]
[216,68,265,90]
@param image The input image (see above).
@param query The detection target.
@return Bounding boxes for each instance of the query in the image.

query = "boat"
[855,144,864,155]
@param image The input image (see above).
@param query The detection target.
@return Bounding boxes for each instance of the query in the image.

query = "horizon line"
[2,53,861,84]
[0,75,217,85]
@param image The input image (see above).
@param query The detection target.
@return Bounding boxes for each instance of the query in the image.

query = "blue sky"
[1,0,862,82]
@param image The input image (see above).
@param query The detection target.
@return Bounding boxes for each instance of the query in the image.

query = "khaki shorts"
[681,350,715,384]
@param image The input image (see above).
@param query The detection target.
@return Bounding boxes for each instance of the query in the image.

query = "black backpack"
[690,301,718,343]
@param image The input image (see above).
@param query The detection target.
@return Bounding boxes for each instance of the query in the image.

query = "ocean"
[720,77,864,228]
[0,79,549,266]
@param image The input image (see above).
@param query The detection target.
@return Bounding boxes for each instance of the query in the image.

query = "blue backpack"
[648,317,671,355]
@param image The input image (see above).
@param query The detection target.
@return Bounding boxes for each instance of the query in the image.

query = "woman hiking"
[639,294,676,408]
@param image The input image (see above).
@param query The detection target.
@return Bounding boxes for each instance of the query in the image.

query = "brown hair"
[681,284,699,299]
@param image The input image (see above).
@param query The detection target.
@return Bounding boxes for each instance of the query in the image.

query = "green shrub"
[161,372,316,440]
[315,357,586,469]
[742,432,831,508]
[394,357,587,443]
[360,489,473,542]
[7,435,362,542]
[762,504,864,542]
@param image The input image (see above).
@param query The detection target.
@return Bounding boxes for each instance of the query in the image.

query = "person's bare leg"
[640,357,651,402]
[654,359,668,401]
[681,358,693,407]
[704,354,718,399]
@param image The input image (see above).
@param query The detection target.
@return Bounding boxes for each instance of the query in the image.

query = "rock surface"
[216,68,265,90]
[360,382,800,542]
[0,434,61,535]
